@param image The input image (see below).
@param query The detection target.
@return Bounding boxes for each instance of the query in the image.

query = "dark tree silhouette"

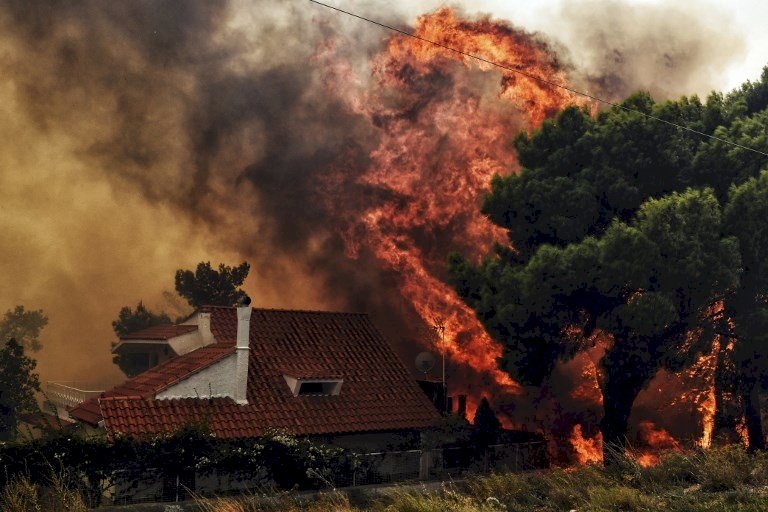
[723,171,768,451]
[175,261,250,308]
[447,88,767,461]
[0,338,41,440]
[472,397,501,449]
[0,305,47,352]
[111,302,171,377]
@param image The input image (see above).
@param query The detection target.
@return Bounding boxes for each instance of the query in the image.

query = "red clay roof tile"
[70,343,234,423]
[120,324,198,341]
[76,308,440,437]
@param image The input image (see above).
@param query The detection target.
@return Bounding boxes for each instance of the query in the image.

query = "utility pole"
[434,318,447,407]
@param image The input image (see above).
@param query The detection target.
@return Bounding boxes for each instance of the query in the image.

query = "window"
[283,374,343,396]
[298,382,325,395]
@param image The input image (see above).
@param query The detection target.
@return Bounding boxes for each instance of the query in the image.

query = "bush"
[695,445,768,491]
[0,425,356,505]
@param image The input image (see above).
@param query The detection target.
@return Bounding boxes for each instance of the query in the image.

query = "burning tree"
[448,93,750,461]
[723,170,768,451]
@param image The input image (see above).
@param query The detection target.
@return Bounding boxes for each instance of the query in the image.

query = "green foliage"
[111,301,171,337]
[175,261,250,308]
[724,172,768,359]
[110,301,171,377]
[687,110,768,201]
[0,339,40,440]
[5,444,768,511]
[451,189,739,385]
[726,66,768,119]
[448,73,768,455]
[484,93,712,262]
[0,426,355,507]
[722,170,768,448]
[0,306,48,352]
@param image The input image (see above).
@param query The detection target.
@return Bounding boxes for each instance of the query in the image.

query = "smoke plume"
[0,0,747,447]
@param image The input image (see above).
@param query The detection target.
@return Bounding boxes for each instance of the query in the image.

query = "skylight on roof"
[283,374,343,396]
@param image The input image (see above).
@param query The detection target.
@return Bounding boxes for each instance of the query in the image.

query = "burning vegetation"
[317,8,580,411]
[0,0,767,467]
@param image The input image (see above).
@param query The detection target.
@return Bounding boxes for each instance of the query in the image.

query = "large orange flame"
[570,424,603,465]
[671,332,721,449]
[317,8,732,464]
[634,421,681,466]
[319,8,579,400]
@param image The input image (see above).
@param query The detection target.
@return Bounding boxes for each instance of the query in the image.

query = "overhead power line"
[309,0,768,158]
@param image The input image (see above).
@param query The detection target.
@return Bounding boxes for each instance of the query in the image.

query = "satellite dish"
[415,351,436,378]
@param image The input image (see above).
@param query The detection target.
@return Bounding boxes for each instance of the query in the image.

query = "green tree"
[111,302,171,337]
[111,302,171,377]
[174,261,250,308]
[455,190,739,458]
[725,66,768,119]
[448,90,751,461]
[0,305,48,352]
[723,170,768,451]
[0,338,41,440]
[472,397,501,446]
[685,110,768,202]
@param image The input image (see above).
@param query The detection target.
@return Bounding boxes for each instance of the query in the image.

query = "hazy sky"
[357,0,768,93]
[1,0,765,386]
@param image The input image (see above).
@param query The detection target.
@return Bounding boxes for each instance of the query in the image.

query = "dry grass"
[0,471,88,512]
[5,447,768,511]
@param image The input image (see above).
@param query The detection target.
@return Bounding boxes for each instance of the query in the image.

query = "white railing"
[45,381,105,420]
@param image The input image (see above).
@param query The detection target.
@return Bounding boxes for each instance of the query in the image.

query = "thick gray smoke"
[0,0,746,407]
[547,0,746,100]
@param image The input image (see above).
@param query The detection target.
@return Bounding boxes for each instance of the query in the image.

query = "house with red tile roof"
[111,324,202,374]
[68,306,441,447]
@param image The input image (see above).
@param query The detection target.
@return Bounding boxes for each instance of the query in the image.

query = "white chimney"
[234,306,251,404]
[197,311,214,346]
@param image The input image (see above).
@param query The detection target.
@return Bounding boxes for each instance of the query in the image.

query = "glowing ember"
[318,8,728,462]
[319,8,579,401]
[668,309,723,449]
[699,382,716,449]
[736,418,751,446]
[570,349,604,405]
[570,424,603,465]
[633,421,681,466]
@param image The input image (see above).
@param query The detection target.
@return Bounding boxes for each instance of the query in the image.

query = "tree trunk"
[600,369,647,464]
[713,346,739,443]
[743,381,765,452]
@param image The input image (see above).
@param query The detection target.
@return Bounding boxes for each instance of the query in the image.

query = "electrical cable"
[309,0,768,158]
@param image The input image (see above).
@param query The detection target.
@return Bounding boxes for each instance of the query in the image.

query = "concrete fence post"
[419,450,430,480]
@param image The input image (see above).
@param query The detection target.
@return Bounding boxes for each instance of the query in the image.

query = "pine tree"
[0,338,41,440]
[174,261,250,308]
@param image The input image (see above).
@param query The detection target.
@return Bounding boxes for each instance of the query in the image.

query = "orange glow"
[570,350,604,405]
[636,454,658,467]
[570,424,603,465]
[634,421,680,466]
[699,383,716,449]
[319,9,730,463]
[736,418,750,446]
[321,8,581,404]
[668,305,723,449]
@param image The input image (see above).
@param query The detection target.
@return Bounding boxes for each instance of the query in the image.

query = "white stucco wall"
[156,353,236,399]
[168,329,208,356]
[179,311,215,348]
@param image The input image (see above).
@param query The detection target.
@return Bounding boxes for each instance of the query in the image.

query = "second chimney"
[457,394,467,418]
[234,306,251,404]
